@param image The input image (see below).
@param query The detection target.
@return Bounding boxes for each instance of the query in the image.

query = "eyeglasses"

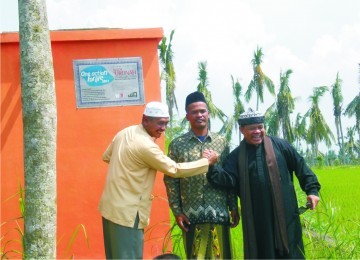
[298,201,312,214]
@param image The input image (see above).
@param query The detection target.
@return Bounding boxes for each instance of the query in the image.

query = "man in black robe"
[206,108,321,259]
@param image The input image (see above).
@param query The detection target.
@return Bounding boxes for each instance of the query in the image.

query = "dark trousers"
[102,214,144,259]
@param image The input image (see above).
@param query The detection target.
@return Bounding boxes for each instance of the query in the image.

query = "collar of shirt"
[186,130,213,142]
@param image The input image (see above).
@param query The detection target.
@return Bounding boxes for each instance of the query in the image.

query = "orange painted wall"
[1,28,171,259]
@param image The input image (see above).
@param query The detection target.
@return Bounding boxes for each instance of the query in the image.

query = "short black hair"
[185,91,207,112]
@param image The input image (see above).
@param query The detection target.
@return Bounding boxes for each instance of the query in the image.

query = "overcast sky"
[1,0,359,151]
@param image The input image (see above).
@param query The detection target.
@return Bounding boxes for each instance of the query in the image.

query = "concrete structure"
[1,28,172,258]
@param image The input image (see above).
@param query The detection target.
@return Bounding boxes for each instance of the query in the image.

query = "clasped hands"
[202,149,218,165]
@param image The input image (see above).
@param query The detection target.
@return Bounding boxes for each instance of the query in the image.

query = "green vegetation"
[300,166,360,259]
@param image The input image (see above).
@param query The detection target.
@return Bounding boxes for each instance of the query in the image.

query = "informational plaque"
[73,57,145,108]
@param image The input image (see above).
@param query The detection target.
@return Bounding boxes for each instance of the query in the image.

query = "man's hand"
[202,149,218,165]
[230,210,240,228]
[307,194,320,210]
[176,214,191,232]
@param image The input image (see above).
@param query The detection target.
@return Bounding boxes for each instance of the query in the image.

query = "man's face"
[143,116,169,139]
[240,123,265,146]
[186,102,209,130]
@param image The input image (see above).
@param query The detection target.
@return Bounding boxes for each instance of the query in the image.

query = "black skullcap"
[238,108,265,126]
[185,91,207,111]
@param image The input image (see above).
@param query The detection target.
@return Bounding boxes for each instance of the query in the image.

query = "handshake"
[202,149,218,165]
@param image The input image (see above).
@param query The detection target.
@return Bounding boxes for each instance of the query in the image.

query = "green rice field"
[300,166,360,259]
[312,166,360,223]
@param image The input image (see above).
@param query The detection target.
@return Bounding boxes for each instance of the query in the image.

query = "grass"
[312,166,360,222]
[299,166,360,259]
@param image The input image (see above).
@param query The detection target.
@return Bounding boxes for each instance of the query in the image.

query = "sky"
[1,0,359,151]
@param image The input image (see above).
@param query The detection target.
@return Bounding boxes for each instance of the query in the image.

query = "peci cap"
[238,108,265,126]
[185,91,207,111]
[143,102,170,118]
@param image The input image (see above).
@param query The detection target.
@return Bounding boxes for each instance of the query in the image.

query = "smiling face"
[142,116,169,139]
[240,123,265,146]
[186,102,209,135]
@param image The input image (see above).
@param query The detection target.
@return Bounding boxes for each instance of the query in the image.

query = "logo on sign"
[80,66,114,87]
[128,92,138,97]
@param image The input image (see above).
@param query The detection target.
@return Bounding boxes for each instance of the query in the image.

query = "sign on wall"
[73,57,145,108]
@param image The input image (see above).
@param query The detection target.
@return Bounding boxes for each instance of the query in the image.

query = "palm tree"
[331,73,345,161]
[293,113,307,152]
[276,69,295,143]
[245,46,275,110]
[196,61,226,130]
[219,75,245,146]
[19,0,57,258]
[344,93,360,141]
[158,30,178,136]
[324,150,338,166]
[304,86,335,156]
[264,69,296,143]
[344,126,359,164]
[264,102,279,136]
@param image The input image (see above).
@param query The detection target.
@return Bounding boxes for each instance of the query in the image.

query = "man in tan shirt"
[98,101,218,259]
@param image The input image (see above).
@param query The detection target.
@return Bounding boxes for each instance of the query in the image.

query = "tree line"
[159,30,360,166]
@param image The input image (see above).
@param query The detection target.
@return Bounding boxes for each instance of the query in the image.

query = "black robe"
[207,136,321,259]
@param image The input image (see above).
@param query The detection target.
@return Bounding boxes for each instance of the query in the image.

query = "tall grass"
[299,166,360,259]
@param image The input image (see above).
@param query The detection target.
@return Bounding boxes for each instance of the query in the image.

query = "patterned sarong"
[183,223,231,259]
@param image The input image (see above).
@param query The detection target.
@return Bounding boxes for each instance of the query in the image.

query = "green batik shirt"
[164,131,238,225]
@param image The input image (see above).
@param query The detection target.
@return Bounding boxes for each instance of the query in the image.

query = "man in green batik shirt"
[164,91,240,259]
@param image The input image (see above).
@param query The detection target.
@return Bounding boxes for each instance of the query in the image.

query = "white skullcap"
[143,102,170,117]
[238,108,265,125]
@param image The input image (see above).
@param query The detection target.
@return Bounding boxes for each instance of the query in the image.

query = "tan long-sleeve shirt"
[98,124,209,229]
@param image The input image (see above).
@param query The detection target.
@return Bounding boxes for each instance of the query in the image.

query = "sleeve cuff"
[306,189,319,196]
